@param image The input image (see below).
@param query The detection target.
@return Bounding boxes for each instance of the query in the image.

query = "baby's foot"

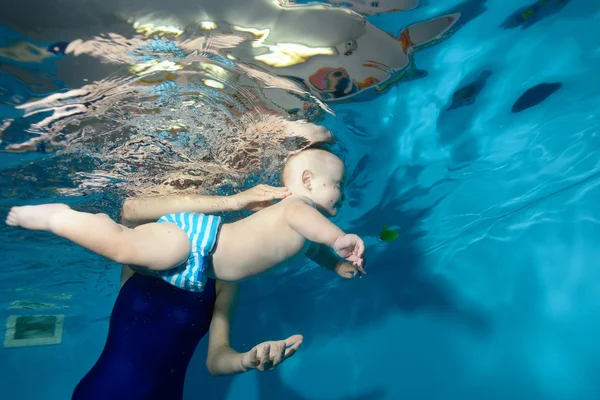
[5,204,71,231]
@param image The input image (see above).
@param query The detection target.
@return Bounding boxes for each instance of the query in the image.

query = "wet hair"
[280,143,339,187]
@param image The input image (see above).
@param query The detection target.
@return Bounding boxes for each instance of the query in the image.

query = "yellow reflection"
[255,43,336,67]
[203,79,225,89]
[131,60,182,75]
[199,62,228,79]
[133,22,183,37]
[200,21,218,30]
[232,26,270,46]
[232,25,335,67]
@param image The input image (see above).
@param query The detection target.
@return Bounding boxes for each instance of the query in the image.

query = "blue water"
[2,0,600,399]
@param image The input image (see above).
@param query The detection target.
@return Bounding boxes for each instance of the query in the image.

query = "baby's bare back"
[209,196,309,281]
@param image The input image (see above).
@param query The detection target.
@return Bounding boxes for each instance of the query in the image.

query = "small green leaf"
[379,229,399,242]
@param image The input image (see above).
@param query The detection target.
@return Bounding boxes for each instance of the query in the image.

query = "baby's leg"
[6,204,190,270]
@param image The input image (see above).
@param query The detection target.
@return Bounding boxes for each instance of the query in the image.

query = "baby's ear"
[301,170,313,190]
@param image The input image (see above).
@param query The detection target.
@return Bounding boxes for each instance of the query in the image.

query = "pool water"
[2,0,600,399]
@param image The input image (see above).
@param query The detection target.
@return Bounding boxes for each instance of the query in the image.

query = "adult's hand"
[231,184,291,212]
[240,334,303,371]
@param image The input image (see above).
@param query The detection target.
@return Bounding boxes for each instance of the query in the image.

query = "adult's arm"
[120,184,290,227]
[205,281,303,375]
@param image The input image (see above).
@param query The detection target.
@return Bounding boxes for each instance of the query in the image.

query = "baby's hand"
[332,234,365,269]
[335,261,366,279]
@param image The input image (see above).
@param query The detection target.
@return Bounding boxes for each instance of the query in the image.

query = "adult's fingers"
[258,184,289,193]
[248,347,259,368]
[283,335,303,358]
[266,188,291,199]
[271,341,286,368]
[254,185,290,201]
[260,343,271,369]
[283,338,302,359]
[284,334,303,347]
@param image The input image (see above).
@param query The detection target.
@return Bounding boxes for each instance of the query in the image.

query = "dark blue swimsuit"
[72,273,216,400]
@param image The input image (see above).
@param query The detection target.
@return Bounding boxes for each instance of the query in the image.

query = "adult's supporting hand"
[240,334,303,371]
[231,184,291,212]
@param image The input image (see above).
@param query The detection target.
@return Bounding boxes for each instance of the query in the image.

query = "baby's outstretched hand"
[333,234,365,270]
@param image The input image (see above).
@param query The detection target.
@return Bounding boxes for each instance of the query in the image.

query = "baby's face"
[310,156,346,217]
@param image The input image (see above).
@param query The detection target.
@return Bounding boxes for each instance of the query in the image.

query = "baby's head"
[281,145,346,217]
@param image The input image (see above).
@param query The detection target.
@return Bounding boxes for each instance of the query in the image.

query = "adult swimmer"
[72,183,303,400]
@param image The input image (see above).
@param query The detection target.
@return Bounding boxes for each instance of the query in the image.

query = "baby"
[6,146,365,291]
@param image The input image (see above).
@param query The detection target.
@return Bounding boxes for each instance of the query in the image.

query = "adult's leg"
[72,273,217,400]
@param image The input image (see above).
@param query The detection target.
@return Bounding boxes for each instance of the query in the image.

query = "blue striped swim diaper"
[156,212,222,292]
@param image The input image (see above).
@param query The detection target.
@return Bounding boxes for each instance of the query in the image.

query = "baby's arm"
[284,198,344,246]
[284,198,365,268]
